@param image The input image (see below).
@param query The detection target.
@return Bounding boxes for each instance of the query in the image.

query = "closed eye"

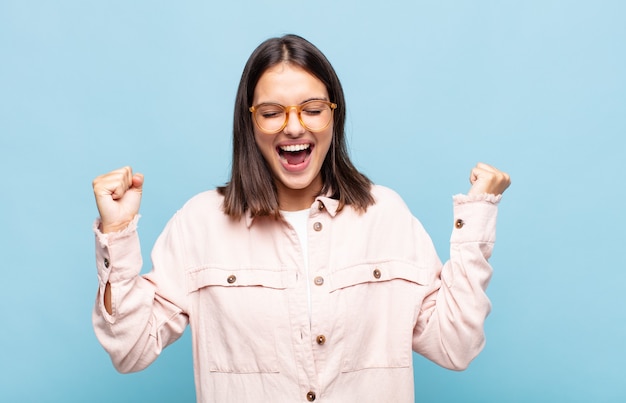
[261,111,283,119]
[302,108,323,116]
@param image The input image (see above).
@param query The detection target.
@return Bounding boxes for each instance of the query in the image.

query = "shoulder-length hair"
[218,34,373,219]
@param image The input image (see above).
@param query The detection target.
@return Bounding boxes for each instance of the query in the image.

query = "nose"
[283,107,306,137]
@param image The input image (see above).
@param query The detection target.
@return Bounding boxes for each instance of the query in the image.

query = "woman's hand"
[92,166,144,233]
[468,162,511,196]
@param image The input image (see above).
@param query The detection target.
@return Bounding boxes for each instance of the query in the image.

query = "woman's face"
[252,62,333,210]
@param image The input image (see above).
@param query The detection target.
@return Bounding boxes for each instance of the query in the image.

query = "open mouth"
[277,143,312,166]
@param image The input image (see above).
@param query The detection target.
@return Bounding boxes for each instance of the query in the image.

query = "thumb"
[130,173,144,193]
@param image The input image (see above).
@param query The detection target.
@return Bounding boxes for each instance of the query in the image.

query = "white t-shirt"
[281,209,311,321]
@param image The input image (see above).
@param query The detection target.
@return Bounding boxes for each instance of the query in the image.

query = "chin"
[278,171,320,191]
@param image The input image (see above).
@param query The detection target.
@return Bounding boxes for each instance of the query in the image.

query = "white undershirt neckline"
[280,209,311,321]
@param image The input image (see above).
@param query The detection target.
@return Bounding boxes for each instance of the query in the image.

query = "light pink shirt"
[92,185,501,403]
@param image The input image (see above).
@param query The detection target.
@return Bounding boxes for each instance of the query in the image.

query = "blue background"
[1,1,625,402]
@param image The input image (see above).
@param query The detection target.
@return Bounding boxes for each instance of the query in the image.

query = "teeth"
[280,144,310,152]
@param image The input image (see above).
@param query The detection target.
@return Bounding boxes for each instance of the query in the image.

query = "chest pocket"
[186,267,294,374]
[328,261,432,373]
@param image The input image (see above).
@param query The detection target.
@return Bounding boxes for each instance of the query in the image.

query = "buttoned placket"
[283,199,334,401]
[303,199,334,399]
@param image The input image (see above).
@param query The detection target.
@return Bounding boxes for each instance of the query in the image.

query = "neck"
[276,177,323,212]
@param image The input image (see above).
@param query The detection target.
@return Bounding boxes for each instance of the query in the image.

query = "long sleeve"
[91,215,188,373]
[412,193,501,370]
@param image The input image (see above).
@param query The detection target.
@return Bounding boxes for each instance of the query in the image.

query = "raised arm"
[412,162,510,369]
[91,166,188,373]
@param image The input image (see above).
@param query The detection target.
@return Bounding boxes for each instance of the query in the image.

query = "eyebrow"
[301,97,329,103]
[255,97,329,106]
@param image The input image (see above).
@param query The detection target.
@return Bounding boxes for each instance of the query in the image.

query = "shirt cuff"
[93,215,142,286]
[450,194,500,244]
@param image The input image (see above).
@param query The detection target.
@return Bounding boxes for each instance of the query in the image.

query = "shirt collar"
[244,196,339,228]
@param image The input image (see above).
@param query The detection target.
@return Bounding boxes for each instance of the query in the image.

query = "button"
[455,219,465,229]
[103,258,110,268]
[373,268,381,279]
[306,391,316,401]
[316,335,326,345]
[318,201,325,211]
[313,222,323,231]
[227,275,237,284]
[314,276,324,286]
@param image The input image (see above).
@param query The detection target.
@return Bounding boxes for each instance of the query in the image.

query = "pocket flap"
[186,266,295,293]
[328,260,431,292]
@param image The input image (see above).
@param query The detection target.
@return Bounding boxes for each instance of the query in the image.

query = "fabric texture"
[92,185,500,403]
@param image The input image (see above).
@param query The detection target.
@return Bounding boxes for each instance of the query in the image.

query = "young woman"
[92,34,510,402]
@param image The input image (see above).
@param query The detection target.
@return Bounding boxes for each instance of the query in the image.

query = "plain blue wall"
[1,1,624,402]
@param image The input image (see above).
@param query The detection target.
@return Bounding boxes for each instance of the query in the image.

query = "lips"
[277,143,312,166]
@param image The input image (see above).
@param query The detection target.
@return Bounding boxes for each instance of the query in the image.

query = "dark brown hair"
[218,34,373,219]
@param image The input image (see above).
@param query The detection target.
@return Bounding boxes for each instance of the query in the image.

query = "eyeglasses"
[249,100,337,134]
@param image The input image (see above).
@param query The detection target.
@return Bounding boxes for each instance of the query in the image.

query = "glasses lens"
[300,101,333,131]
[254,104,287,133]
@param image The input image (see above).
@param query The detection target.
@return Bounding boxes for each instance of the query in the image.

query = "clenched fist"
[92,166,144,233]
[468,163,511,196]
